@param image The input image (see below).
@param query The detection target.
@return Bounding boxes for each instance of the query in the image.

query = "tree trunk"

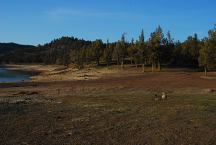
[96,58,100,66]
[205,67,207,76]
[135,62,138,68]
[152,63,154,72]
[158,60,161,71]
[142,63,145,73]
[121,59,124,69]
[117,57,120,65]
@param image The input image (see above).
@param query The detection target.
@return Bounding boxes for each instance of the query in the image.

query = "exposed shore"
[2,64,216,83]
[2,64,122,82]
[1,64,216,144]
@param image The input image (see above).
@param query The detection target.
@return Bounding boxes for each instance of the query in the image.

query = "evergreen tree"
[139,29,147,72]
[127,38,134,65]
[208,26,216,66]
[155,25,164,71]
[116,33,127,69]
[114,42,121,65]
[62,46,70,67]
[149,26,163,72]
[199,38,210,76]
[182,34,200,67]
[92,39,104,66]
[104,40,114,66]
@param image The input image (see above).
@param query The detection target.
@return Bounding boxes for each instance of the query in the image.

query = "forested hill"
[41,37,92,65]
[0,42,43,64]
[0,43,36,53]
[0,25,216,72]
[0,37,92,64]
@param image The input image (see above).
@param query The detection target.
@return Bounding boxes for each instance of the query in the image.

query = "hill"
[0,42,36,53]
[0,42,44,64]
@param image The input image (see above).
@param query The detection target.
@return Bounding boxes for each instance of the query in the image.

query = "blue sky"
[0,0,215,45]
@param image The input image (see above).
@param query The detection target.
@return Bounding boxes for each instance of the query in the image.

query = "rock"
[205,88,216,93]
[154,93,168,101]
[154,94,160,101]
[68,132,72,136]
[161,92,167,100]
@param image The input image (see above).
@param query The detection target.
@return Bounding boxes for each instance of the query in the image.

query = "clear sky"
[0,0,215,45]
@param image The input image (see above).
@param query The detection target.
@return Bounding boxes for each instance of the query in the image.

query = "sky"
[0,0,215,45]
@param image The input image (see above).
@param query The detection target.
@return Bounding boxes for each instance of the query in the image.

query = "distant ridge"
[0,42,43,64]
[0,42,36,53]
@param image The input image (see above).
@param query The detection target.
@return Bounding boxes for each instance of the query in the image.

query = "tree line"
[1,25,216,76]
[41,25,216,75]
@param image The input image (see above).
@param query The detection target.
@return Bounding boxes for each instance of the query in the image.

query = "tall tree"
[118,33,127,69]
[127,38,135,65]
[155,25,164,71]
[62,46,70,67]
[139,29,145,44]
[162,31,174,64]
[104,40,114,66]
[92,39,104,66]
[149,25,164,72]
[199,26,216,76]
[199,38,210,76]
[181,34,200,67]
[206,27,216,69]
[149,32,157,72]
[139,29,147,72]
[76,49,85,69]
[114,42,120,65]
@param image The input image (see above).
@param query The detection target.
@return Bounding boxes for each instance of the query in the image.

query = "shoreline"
[2,64,216,83]
[1,65,41,76]
[0,64,121,82]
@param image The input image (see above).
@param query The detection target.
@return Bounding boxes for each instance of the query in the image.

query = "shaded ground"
[0,69,216,145]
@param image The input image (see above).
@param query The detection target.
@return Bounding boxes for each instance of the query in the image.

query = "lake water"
[0,68,31,83]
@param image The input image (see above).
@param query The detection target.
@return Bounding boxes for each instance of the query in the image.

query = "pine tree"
[118,33,127,69]
[92,39,104,66]
[148,26,164,72]
[206,27,216,70]
[104,40,114,67]
[199,26,216,76]
[139,29,147,72]
[155,25,164,71]
[199,39,209,76]
[127,38,135,65]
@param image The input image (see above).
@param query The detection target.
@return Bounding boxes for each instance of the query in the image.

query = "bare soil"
[0,66,216,145]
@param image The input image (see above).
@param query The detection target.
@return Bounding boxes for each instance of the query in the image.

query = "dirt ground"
[0,66,216,145]
[4,64,121,81]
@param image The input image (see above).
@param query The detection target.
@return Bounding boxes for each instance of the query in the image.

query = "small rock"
[154,97,160,101]
[161,92,167,100]
[205,88,216,93]
[154,94,160,101]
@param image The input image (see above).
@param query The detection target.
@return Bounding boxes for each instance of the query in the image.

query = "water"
[0,68,31,83]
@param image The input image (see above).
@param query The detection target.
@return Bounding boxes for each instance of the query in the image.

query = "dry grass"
[5,64,122,81]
